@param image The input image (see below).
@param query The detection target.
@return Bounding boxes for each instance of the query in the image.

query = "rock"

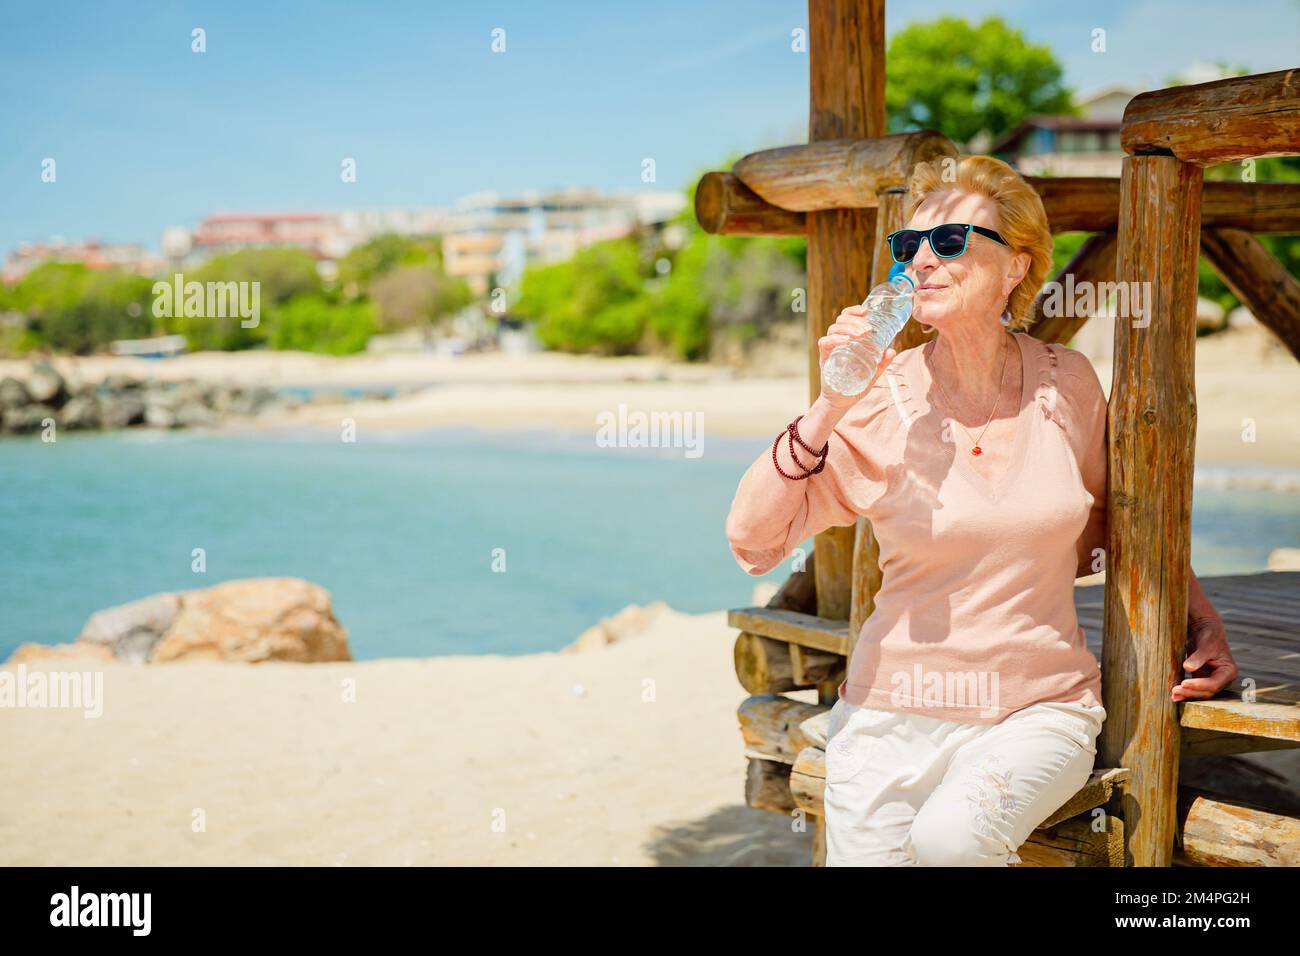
[77,591,184,664]
[103,373,143,392]
[151,578,352,662]
[6,641,115,664]
[26,361,67,406]
[562,600,670,653]
[2,404,57,434]
[175,400,218,428]
[57,396,101,430]
[0,376,31,411]
[99,394,146,429]
[1227,306,1256,330]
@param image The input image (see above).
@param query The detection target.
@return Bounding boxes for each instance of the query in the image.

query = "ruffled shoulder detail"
[1023,334,1107,444]
[1023,333,1067,430]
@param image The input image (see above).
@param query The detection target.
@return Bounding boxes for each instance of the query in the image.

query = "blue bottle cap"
[888,261,914,287]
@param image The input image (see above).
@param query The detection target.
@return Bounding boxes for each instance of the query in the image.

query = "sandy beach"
[6,323,1296,465]
[0,603,815,867]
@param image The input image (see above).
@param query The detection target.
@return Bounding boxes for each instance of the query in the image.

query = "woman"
[723,155,1239,866]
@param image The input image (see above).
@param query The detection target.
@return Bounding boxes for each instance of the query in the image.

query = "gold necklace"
[927,334,1010,457]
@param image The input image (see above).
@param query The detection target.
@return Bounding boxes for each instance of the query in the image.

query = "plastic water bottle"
[820,263,916,397]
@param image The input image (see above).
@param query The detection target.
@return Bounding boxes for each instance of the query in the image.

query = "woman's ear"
[1005,251,1031,295]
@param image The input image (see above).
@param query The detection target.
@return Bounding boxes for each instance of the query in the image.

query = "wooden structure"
[700,0,1300,866]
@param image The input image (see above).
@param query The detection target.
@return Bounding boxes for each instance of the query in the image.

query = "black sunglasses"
[886,222,1009,263]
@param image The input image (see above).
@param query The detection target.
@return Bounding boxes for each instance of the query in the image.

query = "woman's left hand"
[1172,613,1239,702]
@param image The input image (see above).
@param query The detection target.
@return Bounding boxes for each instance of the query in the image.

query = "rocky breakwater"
[0,360,296,435]
[7,578,352,664]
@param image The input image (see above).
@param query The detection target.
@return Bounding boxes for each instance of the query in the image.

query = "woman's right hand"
[817,304,897,409]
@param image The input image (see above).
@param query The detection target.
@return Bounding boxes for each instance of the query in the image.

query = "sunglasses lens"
[891,232,921,262]
[932,224,968,257]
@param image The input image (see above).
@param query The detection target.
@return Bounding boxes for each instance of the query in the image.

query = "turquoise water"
[1,429,1297,661]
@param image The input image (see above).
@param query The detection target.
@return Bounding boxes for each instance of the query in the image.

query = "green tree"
[886,16,1074,145]
[9,263,154,354]
[267,296,376,355]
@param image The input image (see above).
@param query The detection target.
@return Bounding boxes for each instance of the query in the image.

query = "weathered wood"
[1039,768,1132,829]
[733,631,841,693]
[745,757,796,813]
[1013,816,1127,867]
[1103,154,1203,867]
[1179,698,1300,742]
[807,0,885,624]
[765,550,817,614]
[1181,727,1300,757]
[1175,790,1300,866]
[736,694,826,763]
[732,133,957,212]
[699,174,1300,236]
[1029,232,1119,344]
[726,606,851,656]
[694,171,806,236]
[1122,68,1300,165]
[734,632,796,694]
[1200,228,1300,361]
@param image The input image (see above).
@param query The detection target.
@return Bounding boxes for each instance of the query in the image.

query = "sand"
[0,604,816,867]
[10,324,1294,465]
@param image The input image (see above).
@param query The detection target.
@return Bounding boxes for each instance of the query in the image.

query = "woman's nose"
[910,237,942,274]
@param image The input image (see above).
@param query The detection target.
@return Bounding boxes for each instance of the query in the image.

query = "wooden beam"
[1122,68,1300,166]
[698,171,1300,238]
[764,549,817,614]
[1028,232,1119,344]
[736,694,826,763]
[807,0,886,626]
[734,631,841,694]
[732,133,957,212]
[1103,154,1203,867]
[726,606,850,656]
[1200,228,1300,361]
[694,171,806,236]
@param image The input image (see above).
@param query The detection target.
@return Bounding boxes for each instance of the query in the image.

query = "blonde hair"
[904,155,1053,331]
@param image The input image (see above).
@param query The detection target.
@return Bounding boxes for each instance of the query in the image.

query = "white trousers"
[823,696,1106,866]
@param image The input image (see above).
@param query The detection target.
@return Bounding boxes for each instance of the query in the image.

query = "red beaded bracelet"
[771,415,827,480]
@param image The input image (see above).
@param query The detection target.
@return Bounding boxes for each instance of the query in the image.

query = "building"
[441,188,686,296]
[991,86,1140,178]
[2,239,163,284]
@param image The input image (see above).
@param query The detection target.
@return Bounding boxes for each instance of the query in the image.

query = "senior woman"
[724,154,1239,867]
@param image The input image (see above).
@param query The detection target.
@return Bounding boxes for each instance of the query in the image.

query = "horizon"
[2,0,1298,261]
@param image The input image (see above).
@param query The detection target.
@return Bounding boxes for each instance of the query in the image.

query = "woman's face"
[901,189,1030,329]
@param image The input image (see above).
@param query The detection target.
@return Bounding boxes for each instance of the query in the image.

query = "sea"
[1,427,1297,661]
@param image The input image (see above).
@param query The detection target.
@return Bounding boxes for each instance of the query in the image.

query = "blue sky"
[1,0,1296,259]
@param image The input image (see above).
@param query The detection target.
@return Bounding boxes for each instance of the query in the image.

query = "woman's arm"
[724,394,864,576]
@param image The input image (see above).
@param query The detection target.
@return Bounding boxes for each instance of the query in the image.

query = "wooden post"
[1102,154,1202,867]
[807,0,886,627]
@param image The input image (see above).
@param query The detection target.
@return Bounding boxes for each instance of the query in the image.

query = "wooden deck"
[1075,571,1300,750]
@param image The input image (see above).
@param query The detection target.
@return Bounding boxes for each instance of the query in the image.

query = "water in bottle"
[820,267,916,397]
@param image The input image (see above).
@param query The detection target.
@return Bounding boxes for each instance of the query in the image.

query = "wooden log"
[1175,790,1300,866]
[765,550,817,613]
[788,745,827,812]
[745,757,796,813]
[1199,228,1300,361]
[736,694,827,763]
[699,174,1300,237]
[807,0,885,624]
[732,133,957,212]
[694,171,806,236]
[1028,232,1119,345]
[734,632,841,694]
[1121,68,1300,166]
[1102,154,1203,867]
[1013,816,1127,867]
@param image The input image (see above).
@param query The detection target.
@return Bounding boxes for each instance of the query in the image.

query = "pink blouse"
[725,331,1106,724]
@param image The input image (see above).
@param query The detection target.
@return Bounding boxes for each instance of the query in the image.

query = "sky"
[1,0,1296,259]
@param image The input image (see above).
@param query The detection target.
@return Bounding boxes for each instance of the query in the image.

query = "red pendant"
[971,445,983,456]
